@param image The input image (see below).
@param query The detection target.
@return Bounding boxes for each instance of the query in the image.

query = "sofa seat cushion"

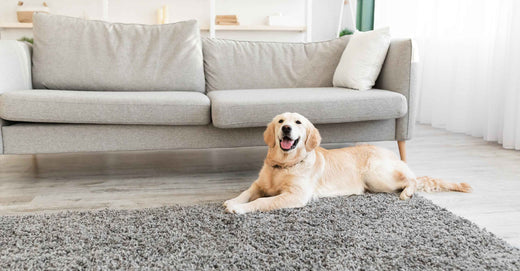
[0,90,210,125]
[208,87,407,128]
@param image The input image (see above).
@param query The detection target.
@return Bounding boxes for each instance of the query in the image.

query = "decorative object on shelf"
[339,28,354,36]
[16,1,49,23]
[337,0,356,38]
[81,10,89,20]
[157,5,169,24]
[208,0,312,41]
[18,36,33,44]
[267,12,297,27]
[215,15,239,25]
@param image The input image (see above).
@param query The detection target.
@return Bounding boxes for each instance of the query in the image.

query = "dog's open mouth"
[280,136,299,151]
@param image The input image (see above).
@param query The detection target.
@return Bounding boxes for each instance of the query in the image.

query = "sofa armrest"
[0,40,32,153]
[375,39,418,141]
[0,40,32,93]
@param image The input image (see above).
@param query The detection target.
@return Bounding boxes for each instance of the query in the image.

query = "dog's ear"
[305,125,321,152]
[263,121,276,148]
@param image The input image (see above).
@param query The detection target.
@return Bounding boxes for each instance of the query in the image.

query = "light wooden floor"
[1,124,519,247]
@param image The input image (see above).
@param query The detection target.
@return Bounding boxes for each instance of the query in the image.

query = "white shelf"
[201,25,306,32]
[208,0,312,41]
[217,25,306,32]
[0,23,33,29]
[0,23,304,32]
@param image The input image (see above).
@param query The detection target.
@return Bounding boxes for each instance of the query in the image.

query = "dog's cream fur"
[224,112,471,214]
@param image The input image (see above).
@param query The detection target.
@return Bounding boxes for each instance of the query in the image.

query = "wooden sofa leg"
[397,141,406,162]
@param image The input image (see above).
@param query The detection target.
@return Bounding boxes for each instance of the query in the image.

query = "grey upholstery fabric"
[32,13,205,92]
[208,87,407,128]
[202,37,350,91]
[375,39,417,140]
[0,90,210,125]
[1,120,395,154]
[0,35,417,154]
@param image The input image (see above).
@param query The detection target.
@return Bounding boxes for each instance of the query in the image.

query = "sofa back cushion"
[32,13,205,92]
[202,37,350,91]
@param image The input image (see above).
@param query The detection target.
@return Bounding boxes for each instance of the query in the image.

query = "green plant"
[18,36,34,44]
[339,28,353,37]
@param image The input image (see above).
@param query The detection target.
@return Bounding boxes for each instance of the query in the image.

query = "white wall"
[312,0,356,41]
[0,0,355,41]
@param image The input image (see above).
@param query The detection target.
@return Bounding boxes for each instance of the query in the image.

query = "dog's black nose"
[282,125,292,134]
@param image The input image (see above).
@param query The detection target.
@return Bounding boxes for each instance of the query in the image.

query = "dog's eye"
[296,120,301,124]
[278,119,284,123]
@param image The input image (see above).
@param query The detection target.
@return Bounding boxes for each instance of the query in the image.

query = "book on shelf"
[216,15,237,19]
[215,15,238,25]
[216,21,240,25]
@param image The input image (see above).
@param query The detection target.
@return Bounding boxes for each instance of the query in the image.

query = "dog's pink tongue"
[281,138,294,149]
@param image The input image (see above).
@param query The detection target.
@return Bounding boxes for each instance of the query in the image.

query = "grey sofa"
[0,14,417,159]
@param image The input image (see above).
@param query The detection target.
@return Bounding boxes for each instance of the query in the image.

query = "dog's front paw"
[223,199,236,208]
[225,203,247,214]
[399,190,414,200]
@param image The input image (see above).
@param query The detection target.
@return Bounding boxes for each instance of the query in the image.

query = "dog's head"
[264,112,321,154]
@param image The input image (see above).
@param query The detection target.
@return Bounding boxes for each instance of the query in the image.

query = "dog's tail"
[415,176,472,193]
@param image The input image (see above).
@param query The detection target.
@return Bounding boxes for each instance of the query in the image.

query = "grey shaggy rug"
[1,194,519,270]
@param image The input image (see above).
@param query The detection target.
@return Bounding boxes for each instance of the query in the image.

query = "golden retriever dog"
[224,112,471,214]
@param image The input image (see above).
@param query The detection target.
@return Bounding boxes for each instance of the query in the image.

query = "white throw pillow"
[333,27,391,90]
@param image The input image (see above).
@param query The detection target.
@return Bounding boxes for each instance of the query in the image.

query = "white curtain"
[375,0,520,150]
